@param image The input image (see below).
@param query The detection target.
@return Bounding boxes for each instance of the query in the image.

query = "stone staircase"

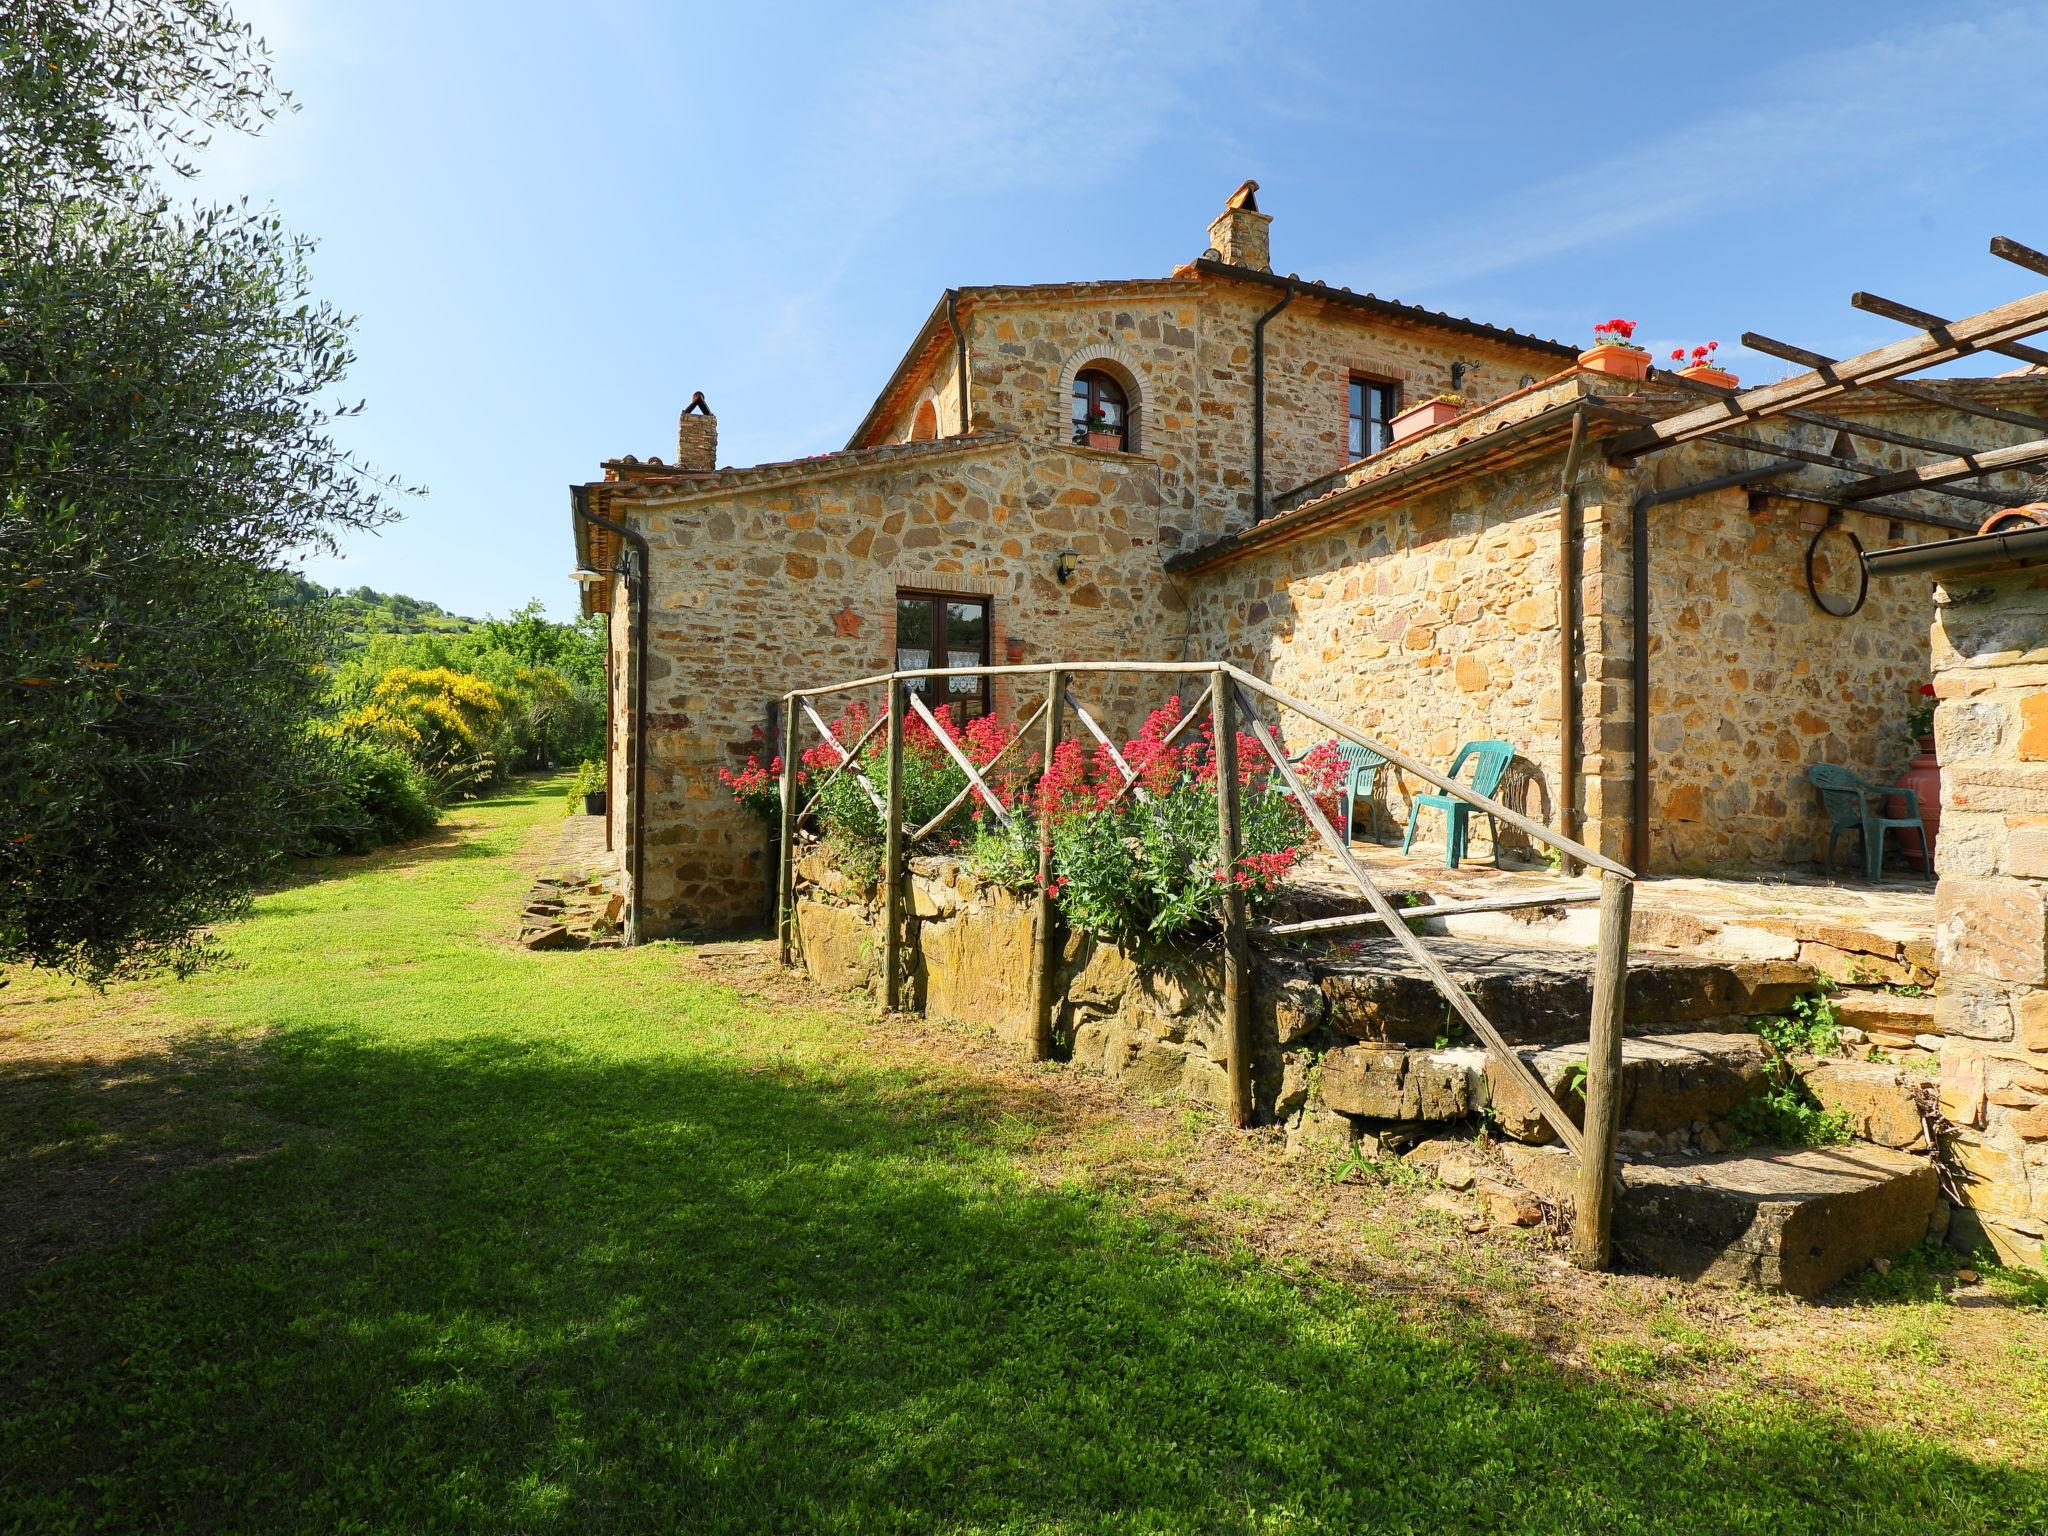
[1267,921,1945,1299]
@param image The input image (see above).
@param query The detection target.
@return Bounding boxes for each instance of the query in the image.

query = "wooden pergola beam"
[1992,235,2048,280]
[1689,427,2023,508]
[1608,284,2048,454]
[1653,368,1987,461]
[1831,436,2048,502]
[1741,333,2048,435]
[1852,291,2048,370]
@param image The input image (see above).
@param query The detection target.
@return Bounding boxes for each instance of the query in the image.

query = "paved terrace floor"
[1288,828,1935,967]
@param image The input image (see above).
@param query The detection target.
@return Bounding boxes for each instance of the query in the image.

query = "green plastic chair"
[1294,740,1388,842]
[1808,764,1927,881]
[1403,740,1514,869]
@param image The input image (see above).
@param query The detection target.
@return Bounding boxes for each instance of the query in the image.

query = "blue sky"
[203,0,2048,620]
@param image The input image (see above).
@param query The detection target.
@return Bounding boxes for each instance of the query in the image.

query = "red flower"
[1670,348,1685,361]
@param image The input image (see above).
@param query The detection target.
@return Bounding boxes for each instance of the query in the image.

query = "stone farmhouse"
[571,184,2048,941]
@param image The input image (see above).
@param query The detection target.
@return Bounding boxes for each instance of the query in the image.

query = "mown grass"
[2,779,2044,1533]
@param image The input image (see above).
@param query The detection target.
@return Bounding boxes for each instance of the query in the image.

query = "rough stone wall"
[964,288,1210,547]
[955,283,1567,553]
[1927,556,2048,1270]
[790,848,1245,1112]
[1252,296,1566,527]
[1180,453,1590,861]
[1639,447,1948,872]
[617,438,1183,933]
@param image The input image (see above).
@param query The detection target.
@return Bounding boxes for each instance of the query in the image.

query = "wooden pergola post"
[1211,668,1252,1128]
[1572,870,1635,1270]
[1028,667,1064,1061]
[882,679,906,1012]
[776,692,799,968]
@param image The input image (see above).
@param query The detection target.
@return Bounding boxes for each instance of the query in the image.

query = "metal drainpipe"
[1555,407,1587,874]
[1251,283,1297,519]
[944,290,970,435]
[1628,460,1806,873]
[573,485,651,945]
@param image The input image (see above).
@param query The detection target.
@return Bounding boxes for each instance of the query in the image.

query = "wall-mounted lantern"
[1055,550,1080,585]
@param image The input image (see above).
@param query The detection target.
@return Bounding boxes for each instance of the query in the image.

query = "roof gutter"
[1863,522,2048,577]
[571,485,650,945]
[1252,282,1298,519]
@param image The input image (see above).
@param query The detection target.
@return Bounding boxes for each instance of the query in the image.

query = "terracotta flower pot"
[1083,430,1122,452]
[1677,364,1739,389]
[1391,398,1464,442]
[1888,734,1940,873]
[1577,343,1650,381]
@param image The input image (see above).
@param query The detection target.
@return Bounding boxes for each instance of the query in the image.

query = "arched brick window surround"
[1055,344,1144,453]
[908,395,939,442]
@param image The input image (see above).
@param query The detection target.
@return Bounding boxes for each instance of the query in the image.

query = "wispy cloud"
[749,0,1249,449]
[1363,6,2048,297]
[801,0,1245,245]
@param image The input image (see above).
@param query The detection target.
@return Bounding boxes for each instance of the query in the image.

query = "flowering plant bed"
[736,694,1344,947]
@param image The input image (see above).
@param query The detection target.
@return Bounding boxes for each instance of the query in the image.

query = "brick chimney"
[1206,180,1271,273]
[676,391,717,470]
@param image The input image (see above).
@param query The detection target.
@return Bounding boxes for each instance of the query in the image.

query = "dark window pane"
[896,596,933,676]
[945,600,986,650]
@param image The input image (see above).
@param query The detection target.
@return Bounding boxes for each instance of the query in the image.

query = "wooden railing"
[775,661,1637,1269]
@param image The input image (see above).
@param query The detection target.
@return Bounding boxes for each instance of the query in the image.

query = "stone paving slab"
[516,811,621,950]
[1287,841,1934,968]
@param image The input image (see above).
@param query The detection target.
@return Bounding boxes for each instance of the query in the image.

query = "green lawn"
[2,779,2042,1533]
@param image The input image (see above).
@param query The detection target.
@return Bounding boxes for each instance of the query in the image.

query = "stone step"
[1314,1031,1769,1138]
[1500,1142,1939,1298]
[1797,1059,1932,1149]
[1275,938,1813,1047]
[1829,988,1936,1048]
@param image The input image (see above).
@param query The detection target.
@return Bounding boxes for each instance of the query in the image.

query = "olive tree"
[2,2,401,981]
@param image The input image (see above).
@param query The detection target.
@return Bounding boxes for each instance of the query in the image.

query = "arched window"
[1072,369,1129,450]
[909,398,938,442]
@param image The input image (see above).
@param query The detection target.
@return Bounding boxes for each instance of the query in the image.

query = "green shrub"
[292,733,442,855]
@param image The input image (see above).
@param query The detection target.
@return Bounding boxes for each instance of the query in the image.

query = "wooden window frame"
[1347,375,1401,460]
[894,588,993,721]
[1071,369,1132,451]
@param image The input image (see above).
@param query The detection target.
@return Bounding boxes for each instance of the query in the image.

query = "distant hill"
[274,574,478,643]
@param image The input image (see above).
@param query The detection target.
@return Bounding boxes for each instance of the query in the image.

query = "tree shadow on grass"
[1,1026,2042,1535]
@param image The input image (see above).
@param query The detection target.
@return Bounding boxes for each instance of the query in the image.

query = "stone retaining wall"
[785,847,1799,1160]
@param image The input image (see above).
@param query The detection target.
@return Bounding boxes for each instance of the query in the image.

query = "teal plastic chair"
[1295,741,1389,842]
[1403,740,1515,869]
[1808,764,1927,881]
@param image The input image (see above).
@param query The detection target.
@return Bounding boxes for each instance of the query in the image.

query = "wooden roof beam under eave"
[1749,482,1980,533]
[1607,283,2048,455]
[1829,435,2048,503]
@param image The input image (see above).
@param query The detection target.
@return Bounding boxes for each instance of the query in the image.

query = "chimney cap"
[683,390,713,416]
[1226,179,1260,212]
